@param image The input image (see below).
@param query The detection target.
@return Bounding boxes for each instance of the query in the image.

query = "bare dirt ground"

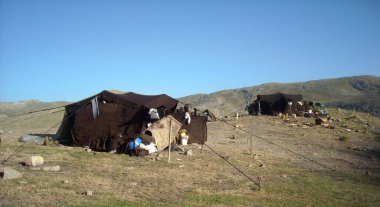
[1,111,380,206]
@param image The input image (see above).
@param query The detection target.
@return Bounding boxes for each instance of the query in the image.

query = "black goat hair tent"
[248,93,307,115]
[57,90,207,152]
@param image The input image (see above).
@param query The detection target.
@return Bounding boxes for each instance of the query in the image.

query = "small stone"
[19,180,28,184]
[173,145,185,152]
[42,165,60,172]
[30,167,42,171]
[259,162,265,168]
[247,164,253,167]
[178,165,185,168]
[2,167,23,180]
[129,182,138,186]
[152,156,160,161]
[63,180,70,184]
[85,148,92,152]
[25,156,44,167]
[185,149,193,156]
[281,174,288,178]
[84,191,93,196]
[0,129,3,134]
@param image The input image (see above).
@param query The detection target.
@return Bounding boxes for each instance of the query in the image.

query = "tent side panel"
[69,101,144,151]
[172,111,208,144]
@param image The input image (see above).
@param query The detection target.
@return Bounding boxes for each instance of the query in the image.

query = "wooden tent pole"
[250,136,253,155]
[258,101,261,115]
[168,119,172,163]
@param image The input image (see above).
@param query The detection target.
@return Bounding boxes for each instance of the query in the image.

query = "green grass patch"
[70,193,256,207]
[256,171,380,207]
[338,135,349,142]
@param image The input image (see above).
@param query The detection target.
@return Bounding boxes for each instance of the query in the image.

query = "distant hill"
[0,100,70,118]
[1,76,379,118]
[178,75,380,117]
[0,89,129,118]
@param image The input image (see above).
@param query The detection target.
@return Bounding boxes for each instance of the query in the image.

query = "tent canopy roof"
[256,93,303,103]
[67,90,178,112]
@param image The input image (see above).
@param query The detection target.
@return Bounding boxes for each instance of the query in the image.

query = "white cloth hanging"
[185,112,191,124]
[148,108,160,119]
[91,97,99,119]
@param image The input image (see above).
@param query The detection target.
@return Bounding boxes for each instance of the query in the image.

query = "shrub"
[338,136,349,142]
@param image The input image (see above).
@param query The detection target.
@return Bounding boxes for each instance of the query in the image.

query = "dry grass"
[1,109,380,206]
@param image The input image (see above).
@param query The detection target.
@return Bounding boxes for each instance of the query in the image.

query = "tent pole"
[168,119,172,163]
[258,101,261,115]
[250,136,253,155]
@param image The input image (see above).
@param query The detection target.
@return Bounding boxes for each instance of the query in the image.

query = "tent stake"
[250,137,253,155]
[168,119,172,163]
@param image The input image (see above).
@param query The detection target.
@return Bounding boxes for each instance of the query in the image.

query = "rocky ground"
[0,109,379,206]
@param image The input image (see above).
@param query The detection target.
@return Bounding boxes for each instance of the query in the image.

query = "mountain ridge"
[1,75,379,117]
[178,75,380,117]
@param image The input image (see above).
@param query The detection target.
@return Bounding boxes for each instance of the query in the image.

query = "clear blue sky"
[1,0,379,102]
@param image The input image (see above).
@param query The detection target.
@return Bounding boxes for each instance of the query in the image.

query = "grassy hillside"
[0,100,69,118]
[179,75,380,117]
[1,76,379,118]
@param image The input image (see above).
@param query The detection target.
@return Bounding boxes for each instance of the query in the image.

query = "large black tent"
[57,90,207,152]
[248,93,307,115]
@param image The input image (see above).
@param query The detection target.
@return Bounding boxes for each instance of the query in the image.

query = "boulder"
[2,167,22,180]
[185,149,193,156]
[84,191,93,196]
[25,156,44,167]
